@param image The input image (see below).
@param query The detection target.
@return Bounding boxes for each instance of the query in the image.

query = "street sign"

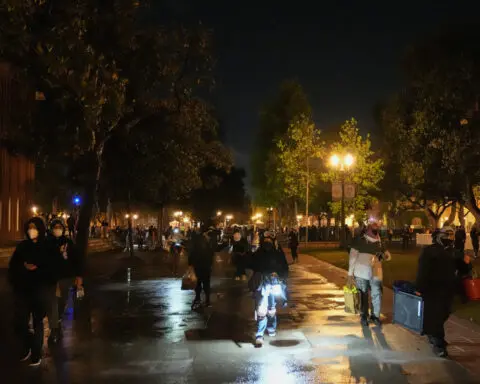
[332,182,342,201]
[345,183,356,200]
[331,182,356,201]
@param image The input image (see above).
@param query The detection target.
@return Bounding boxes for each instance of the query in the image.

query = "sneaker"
[267,331,276,337]
[433,346,448,358]
[255,337,264,347]
[29,358,42,367]
[370,316,382,327]
[360,315,369,326]
[241,275,247,281]
[234,276,240,281]
[20,349,31,362]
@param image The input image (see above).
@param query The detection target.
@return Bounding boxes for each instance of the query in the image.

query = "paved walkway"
[0,251,477,383]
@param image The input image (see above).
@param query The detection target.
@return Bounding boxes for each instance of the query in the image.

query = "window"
[7,197,11,232]
[16,198,19,232]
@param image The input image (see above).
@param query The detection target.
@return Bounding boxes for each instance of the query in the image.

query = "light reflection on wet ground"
[0,252,477,383]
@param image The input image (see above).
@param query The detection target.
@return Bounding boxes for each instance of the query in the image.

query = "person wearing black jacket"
[47,219,85,343]
[250,231,289,347]
[8,217,62,366]
[416,226,469,358]
[231,230,250,281]
[188,227,216,307]
[288,229,299,263]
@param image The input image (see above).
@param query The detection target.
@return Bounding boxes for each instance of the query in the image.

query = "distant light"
[297,215,303,220]
[344,154,354,167]
[31,206,38,215]
[125,214,130,219]
[183,217,190,223]
[226,215,233,221]
[330,154,340,167]
[173,211,183,217]
[217,211,222,217]
[73,196,81,206]
[133,214,138,220]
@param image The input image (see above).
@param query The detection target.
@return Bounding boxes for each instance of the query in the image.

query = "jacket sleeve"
[354,239,381,254]
[415,247,429,293]
[348,248,359,276]
[8,245,24,289]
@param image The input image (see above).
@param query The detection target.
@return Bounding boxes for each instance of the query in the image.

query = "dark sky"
[161,0,477,187]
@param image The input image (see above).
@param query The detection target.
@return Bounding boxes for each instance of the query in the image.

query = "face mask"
[263,242,273,251]
[28,229,39,240]
[53,229,63,238]
[442,239,454,248]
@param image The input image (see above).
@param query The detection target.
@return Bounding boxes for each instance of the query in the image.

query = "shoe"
[241,275,247,281]
[235,276,240,281]
[370,316,382,327]
[255,337,264,347]
[360,315,369,326]
[29,358,42,367]
[48,328,62,344]
[205,301,212,308]
[433,346,448,358]
[267,331,276,337]
[20,349,31,362]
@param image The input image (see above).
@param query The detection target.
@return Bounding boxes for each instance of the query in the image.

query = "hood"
[24,217,47,240]
[49,219,66,235]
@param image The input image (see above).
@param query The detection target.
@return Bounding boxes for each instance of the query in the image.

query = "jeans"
[290,247,298,261]
[194,267,211,304]
[356,278,383,318]
[234,254,246,277]
[255,289,277,338]
[14,289,51,360]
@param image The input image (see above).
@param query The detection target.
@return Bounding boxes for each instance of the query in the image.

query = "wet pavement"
[0,251,477,383]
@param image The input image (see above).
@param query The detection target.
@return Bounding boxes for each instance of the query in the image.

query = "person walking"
[470,225,479,258]
[416,227,469,357]
[349,221,391,326]
[188,226,215,308]
[249,231,289,347]
[231,230,250,280]
[288,229,299,263]
[8,217,61,366]
[47,219,85,343]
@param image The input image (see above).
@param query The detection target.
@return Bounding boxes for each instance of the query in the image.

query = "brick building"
[0,62,35,245]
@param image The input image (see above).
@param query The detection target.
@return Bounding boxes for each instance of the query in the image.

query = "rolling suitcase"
[392,289,424,334]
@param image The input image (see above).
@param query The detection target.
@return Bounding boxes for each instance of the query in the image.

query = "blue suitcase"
[392,289,424,334]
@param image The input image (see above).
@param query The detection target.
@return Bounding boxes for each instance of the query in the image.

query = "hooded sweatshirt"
[8,217,61,294]
[47,219,85,278]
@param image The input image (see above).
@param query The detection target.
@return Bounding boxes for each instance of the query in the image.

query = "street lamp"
[217,211,222,217]
[31,206,38,215]
[133,214,138,220]
[125,214,130,219]
[329,153,355,247]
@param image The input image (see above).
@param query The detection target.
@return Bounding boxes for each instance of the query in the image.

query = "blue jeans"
[356,278,383,318]
[255,291,277,338]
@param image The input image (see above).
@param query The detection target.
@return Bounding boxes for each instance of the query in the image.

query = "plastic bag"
[181,267,198,290]
[343,276,359,314]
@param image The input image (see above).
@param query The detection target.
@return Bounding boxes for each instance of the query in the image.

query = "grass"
[303,246,480,325]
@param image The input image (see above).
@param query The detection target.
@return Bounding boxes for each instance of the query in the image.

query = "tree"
[276,115,324,228]
[251,80,312,209]
[0,1,228,256]
[322,118,384,223]
[380,24,480,226]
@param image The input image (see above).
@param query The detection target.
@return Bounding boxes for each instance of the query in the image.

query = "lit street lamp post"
[329,153,354,248]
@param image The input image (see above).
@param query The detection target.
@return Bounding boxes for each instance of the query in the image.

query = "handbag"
[181,267,198,291]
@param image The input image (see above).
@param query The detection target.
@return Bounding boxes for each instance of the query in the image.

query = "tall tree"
[251,80,312,208]
[322,118,384,222]
[381,24,480,226]
[276,115,324,224]
[0,1,228,256]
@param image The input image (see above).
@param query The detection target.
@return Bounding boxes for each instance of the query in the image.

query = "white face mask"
[53,229,63,238]
[28,229,39,240]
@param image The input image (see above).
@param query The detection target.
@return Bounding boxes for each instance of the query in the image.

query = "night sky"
[161,0,476,187]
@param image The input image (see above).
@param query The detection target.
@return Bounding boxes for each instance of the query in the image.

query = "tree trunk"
[75,171,97,262]
[443,202,457,227]
[459,202,466,227]
[425,209,439,229]
[465,200,480,225]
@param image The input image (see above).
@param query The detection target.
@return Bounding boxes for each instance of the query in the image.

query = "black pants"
[14,289,51,360]
[290,247,298,261]
[234,254,246,277]
[423,293,453,348]
[194,268,211,303]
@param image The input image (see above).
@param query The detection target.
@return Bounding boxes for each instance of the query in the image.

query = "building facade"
[0,62,35,245]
